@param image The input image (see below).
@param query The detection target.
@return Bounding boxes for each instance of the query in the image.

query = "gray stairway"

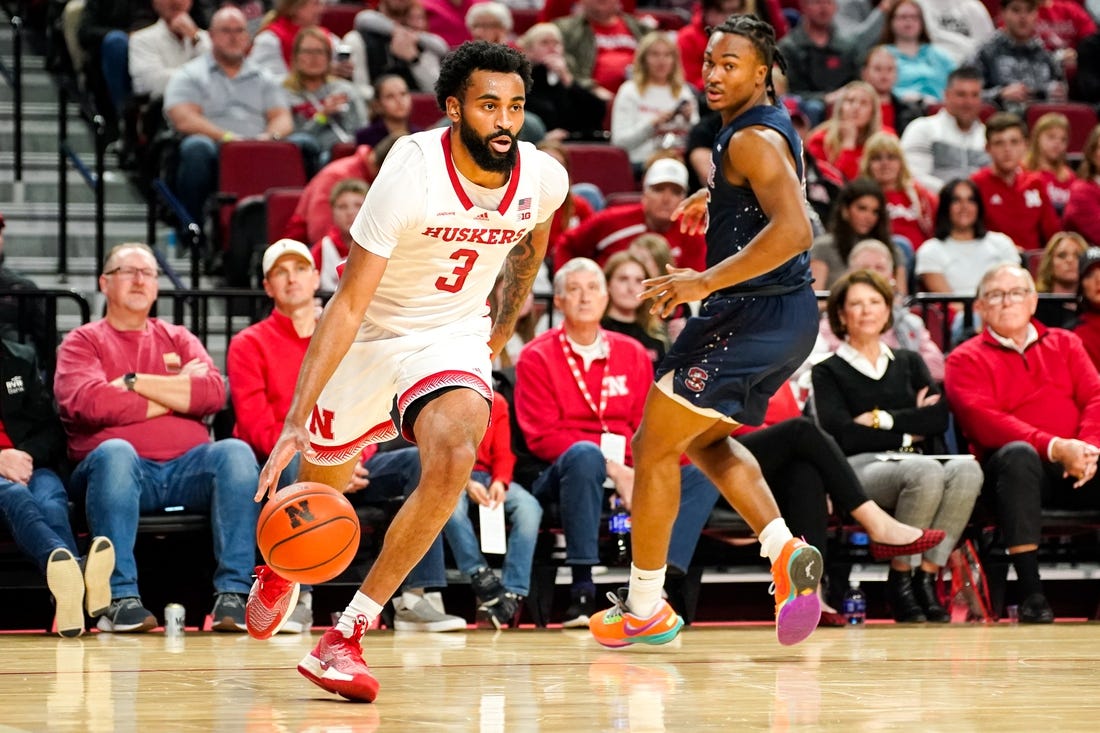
[0,14,181,294]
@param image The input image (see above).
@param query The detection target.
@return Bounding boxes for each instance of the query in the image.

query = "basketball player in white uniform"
[244,42,568,702]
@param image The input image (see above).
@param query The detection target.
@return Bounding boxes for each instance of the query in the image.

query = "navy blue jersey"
[707,104,811,294]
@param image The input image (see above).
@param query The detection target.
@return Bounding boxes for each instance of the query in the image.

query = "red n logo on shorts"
[310,406,335,440]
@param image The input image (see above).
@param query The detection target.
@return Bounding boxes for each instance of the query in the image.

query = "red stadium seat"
[321,4,364,39]
[266,187,305,245]
[330,141,358,160]
[563,142,637,197]
[511,8,539,35]
[1025,103,1098,157]
[409,92,444,130]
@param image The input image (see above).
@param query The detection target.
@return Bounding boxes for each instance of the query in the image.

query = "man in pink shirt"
[55,243,260,634]
[554,158,706,272]
[971,112,1061,250]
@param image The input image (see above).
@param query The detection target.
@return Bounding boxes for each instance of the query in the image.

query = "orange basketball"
[257,482,360,585]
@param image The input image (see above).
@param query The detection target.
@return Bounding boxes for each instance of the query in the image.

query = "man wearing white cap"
[554,157,706,273]
[227,239,321,491]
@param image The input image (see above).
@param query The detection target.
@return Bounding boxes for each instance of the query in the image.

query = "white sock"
[335,591,384,637]
[758,518,795,564]
[627,563,667,618]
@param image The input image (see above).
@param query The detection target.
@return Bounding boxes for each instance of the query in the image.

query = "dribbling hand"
[640,265,709,318]
[255,423,316,501]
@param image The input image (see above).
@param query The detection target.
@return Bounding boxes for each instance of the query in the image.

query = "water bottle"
[842,581,867,625]
[608,496,631,566]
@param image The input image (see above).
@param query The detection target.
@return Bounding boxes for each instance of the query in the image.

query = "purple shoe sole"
[776,594,822,646]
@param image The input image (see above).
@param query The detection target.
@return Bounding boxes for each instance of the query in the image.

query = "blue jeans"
[347,447,447,589]
[68,438,260,598]
[0,469,78,571]
[100,30,132,113]
[443,472,542,596]
[532,442,720,571]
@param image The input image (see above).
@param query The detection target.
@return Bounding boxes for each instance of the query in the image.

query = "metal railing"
[56,76,108,279]
[0,1,25,188]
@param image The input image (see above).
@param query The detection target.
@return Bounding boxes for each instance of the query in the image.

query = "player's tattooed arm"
[489,222,550,357]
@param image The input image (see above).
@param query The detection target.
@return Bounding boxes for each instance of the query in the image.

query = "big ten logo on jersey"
[284,499,316,529]
[310,405,335,440]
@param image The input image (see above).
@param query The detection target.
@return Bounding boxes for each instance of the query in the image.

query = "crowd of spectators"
[9,0,1100,634]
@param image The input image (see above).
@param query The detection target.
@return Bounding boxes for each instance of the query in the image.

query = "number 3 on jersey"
[436,248,479,293]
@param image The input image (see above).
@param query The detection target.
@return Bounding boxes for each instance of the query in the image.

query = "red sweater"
[55,319,225,461]
[514,327,653,465]
[227,310,311,459]
[1062,176,1100,247]
[1073,311,1100,371]
[553,203,707,273]
[475,392,516,486]
[283,146,376,244]
[944,322,1100,461]
[971,167,1062,251]
[885,185,938,250]
[548,193,594,266]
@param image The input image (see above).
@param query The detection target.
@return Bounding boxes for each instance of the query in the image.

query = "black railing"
[56,76,108,279]
[0,1,25,185]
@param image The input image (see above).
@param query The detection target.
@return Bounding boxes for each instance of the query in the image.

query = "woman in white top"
[610,32,699,173]
[914,178,1019,340]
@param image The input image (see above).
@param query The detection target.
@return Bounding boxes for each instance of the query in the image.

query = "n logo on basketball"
[310,406,335,440]
[284,500,316,529]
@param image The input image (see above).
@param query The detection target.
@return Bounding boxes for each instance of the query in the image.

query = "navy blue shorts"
[655,285,818,425]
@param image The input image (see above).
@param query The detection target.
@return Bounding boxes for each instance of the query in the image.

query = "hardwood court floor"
[2,622,1099,732]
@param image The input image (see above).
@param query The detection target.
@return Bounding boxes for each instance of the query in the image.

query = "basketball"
[257,482,361,585]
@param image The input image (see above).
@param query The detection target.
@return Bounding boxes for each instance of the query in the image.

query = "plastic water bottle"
[842,581,867,625]
[608,496,631,566]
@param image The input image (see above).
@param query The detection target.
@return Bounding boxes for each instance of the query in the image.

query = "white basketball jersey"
[349,127,557,336]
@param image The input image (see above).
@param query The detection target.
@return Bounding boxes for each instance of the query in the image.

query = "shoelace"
[603,591,628,621]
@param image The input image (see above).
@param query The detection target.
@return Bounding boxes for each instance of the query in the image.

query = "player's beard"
[458,115,518,174]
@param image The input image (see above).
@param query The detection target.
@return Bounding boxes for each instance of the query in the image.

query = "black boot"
[912,569,950,622]
[887,568,927,623]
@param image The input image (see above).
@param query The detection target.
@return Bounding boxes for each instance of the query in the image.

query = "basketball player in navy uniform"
[243,42,568,701]
[591,15,827,649]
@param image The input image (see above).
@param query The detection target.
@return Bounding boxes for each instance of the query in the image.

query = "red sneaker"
[245,565,299,640]
[297,616,380,703]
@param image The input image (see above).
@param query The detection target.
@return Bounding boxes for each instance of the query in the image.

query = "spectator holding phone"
[610,32,698,175]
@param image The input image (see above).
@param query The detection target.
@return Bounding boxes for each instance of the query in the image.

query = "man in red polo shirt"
[970,112,1061,251]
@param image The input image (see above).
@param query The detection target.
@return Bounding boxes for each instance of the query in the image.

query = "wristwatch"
[123,372,137,391]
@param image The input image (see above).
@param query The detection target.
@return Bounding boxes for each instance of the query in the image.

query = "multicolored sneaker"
[297,616,380,702]
[771,538,823,646]
[246,565,300,640]
[589,589,684,649]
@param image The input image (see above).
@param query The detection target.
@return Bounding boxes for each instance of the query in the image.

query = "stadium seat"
[410,92,444,130]
[320,3,364,38]
[330,141,358,160]
[563,142,637,197]
[265,187,305,245]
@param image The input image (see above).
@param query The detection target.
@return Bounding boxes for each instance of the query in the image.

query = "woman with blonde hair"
[805,81,888,182]
[601,251,670,369]
[1034,231,1089,328]
[1024,112,1078,216]
[859,131,938,251]
[284,27,368,163]
[610,32,698,172]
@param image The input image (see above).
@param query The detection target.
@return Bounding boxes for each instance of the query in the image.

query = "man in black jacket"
[0,339,114,636]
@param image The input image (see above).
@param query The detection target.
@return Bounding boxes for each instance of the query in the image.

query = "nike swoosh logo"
[623,617,664,636]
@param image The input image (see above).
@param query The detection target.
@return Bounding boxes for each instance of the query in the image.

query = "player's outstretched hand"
[640,265,709,318]
[671,189,709,236]
[255,424,316,501]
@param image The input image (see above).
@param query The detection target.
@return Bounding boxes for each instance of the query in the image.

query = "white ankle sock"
[335,591,383,637]
[627,564,667,618]
[759,518,794,564]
